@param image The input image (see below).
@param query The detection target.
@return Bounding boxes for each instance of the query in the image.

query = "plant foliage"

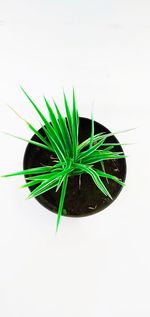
[2,88,126,231]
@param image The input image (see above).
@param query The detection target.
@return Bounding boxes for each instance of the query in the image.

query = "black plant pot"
[23,117,127,217]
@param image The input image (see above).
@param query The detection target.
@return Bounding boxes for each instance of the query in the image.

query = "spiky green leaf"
[56,174,68,232]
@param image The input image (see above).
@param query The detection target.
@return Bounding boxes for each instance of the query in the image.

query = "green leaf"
[6,105,50,148]
[21,179,43,188]
[2,131,50,151]
[27,122,52,149]
[89,112,94,148]
[100,161,109,184]
[74,163,112,199]
[44,97,67,155]
[27,164,73,199]
[1,162,63,178]
[81,152,126,165]
[27,178,59,199]
[64,92,73,136]
[26,173,58,182]
[1,166,51,178]
[78,132,105,151]
[78,127,134,152]
[72,89,79,160]
[20,88,66,161]
[55,174,66,192]
[40,124,66,162]
[56,174,68,232]
[26,170,63,181]
[78,137,106,161]
[101,145,114,152]
[40,124,53,148]
[53,99,72,156]
[20,87,52,132]
[95,169,125,186]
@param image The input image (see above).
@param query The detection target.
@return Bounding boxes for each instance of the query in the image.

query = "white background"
[0,1,150,316]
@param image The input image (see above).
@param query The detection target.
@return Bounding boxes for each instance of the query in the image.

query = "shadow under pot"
[23,117,127,217]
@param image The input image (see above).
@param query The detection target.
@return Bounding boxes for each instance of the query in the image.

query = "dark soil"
[23,117,126,217]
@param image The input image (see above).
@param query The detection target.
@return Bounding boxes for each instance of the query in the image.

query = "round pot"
[23,117,127,217]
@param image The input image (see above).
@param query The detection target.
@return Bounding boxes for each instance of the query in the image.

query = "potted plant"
[1,88,127,231]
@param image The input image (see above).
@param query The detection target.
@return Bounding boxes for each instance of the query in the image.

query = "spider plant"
[1,88,127,231]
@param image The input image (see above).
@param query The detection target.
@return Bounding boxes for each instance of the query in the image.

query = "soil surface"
[23,117,126,217]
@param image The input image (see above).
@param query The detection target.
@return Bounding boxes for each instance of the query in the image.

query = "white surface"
[0,1,150,316]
